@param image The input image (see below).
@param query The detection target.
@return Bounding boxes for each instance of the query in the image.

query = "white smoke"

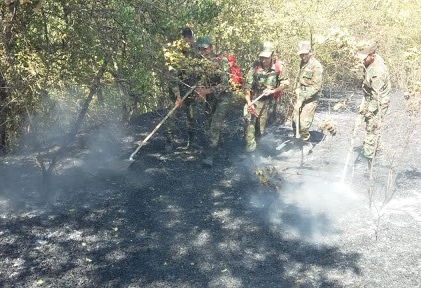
[242,131,369,244]
[268,180,366,243]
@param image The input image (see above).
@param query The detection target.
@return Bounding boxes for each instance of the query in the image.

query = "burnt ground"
[1,90,420,288]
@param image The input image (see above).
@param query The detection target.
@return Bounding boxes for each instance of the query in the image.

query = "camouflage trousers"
[292,99,318,141]
[266,96,281,126]
[244,100,269,152]
[363,112,383,159]
[205,93,232,149]
[166,96,197,142]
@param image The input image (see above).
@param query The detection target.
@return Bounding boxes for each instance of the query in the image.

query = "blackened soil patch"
[1,91,420,287]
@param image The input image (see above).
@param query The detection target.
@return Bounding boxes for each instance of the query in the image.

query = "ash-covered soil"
[1,90,420,288]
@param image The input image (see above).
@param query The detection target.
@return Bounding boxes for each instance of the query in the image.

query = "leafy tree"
[0,0,420,156]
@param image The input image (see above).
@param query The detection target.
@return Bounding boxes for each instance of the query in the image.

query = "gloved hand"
[247,103,255,115]
[174,96,182,108]
[294,88,303,111]
[196,86,211,98]
[294,100,303,111]
[358,104,367,115]
[262,88,274,96]
[364,111,376,120]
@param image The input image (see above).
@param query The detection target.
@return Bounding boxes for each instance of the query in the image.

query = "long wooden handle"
[250,93,266,105]
[245,93,266,115]
[129,85,196,160]
[295,107,300,139]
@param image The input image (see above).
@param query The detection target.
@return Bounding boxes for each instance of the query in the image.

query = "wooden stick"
[129,85,196,161]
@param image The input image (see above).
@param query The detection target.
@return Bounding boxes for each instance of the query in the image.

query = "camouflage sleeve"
[370,73,390,99]
[243,65,255,90]
[280,77,290,88]
[278,64,290,88]
[168,70,181,98]
[213,56,231,94]
[370,70,391,113]
[221,56,232,87]
[299,60,323,101]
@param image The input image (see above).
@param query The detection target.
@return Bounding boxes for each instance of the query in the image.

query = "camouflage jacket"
[197,52,232,96]
[165,39,198,98]
[361,54,391,114]
[244,59,289,99]
[294,56,323,102]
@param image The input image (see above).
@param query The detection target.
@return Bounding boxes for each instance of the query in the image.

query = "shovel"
[251,92,268,104]
[112,85,197,171]
[295,104,301,139]
[243,92,268,117]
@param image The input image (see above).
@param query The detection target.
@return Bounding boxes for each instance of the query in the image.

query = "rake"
[112,85,196,171]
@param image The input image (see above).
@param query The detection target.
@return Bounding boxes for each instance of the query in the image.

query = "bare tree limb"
[38,58,109,179]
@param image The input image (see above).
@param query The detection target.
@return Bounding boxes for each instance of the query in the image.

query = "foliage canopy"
[0,0,420,153]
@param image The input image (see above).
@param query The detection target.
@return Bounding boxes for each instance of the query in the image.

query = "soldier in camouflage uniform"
[355,41,391,162]
[195,36,233,167]
[165,27,198,151]
[244,41,289,152]
[293,41,323,142]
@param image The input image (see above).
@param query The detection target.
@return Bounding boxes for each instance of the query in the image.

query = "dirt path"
[1,90,420,287]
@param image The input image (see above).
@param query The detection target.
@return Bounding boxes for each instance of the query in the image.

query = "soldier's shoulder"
[310,56,322,65]
[368,56,388,76]
[310,57,323,69]
[274,59,286,69]
[367,65,387,79]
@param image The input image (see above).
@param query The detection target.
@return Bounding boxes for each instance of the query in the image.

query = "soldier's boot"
[165,142,173,152]
[202,147,216,167]
[288,130,294,138]
[301,138,314,155]
[165,135,174,152]
[217,138,229,160]
[245,140,256,153]
[185,131,195,149]
[245,132,257,153]
[367,158,373,170]
[217,136,224,148]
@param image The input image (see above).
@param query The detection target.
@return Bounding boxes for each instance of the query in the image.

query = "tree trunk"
[0,1,18,154]
[39,58,109,193]
[0,72,6,154]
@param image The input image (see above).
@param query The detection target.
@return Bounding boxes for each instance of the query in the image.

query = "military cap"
[297,41,312,55]
[356,41,378,60]
[259,41,274,58]
[196,36,212,48]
